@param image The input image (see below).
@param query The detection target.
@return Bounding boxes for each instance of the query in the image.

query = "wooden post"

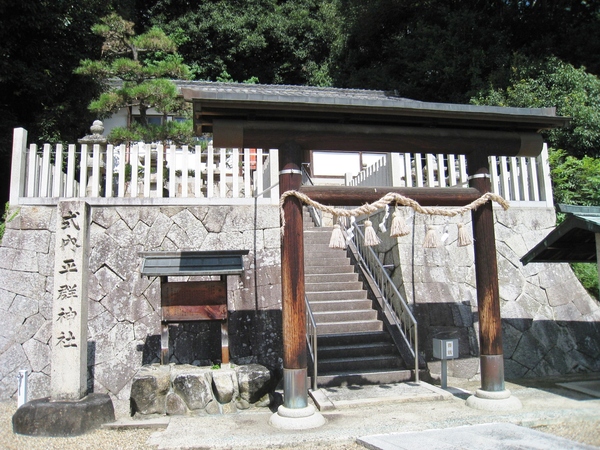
[467,152,505,392]
[279,141,308,408]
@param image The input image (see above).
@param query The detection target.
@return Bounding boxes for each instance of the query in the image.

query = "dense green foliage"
[333,1,600,102]
[148,0,341,85]
[571,263,599,300]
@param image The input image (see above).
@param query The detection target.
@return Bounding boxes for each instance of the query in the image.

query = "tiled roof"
[177,80,562,120]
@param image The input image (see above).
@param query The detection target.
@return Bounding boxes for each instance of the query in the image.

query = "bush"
[571,263,599,300]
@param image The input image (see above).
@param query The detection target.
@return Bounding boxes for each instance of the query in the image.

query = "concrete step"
[316,319,383,335]
[314,370,413,388]
[305,281,364,292]
[314,309,378,323]
[317,331,393,347]
[304,251,350,262]
[318,354,404,373]
[309,299,374,312]
[305,273,358,284]
[305,265,355,275]
[307,290,367,301]
[318,341,398,359]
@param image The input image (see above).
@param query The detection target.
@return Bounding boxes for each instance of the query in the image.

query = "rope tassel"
[329,224,346,249]
[457,223,472,247]
[423,225,439,248]
[363,220,381,246]
[390,210,410,237]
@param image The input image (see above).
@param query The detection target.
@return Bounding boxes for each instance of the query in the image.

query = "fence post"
[269,149,279,203]
[538,144,554,208]
[10,128,28,205]
[388,152,403,187]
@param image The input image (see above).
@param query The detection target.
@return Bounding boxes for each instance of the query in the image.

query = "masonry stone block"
[171,208,208,244]
[91,207,121,229]
[497,259,524,302]
[9,295,39,319]
[504,358,529,379]
[130,365,170,414]
[212,368,238,404]
[236,364,272,403]
[166,391,187,415]
[107,219,137,248]
[2,229,51,253]
[203,207,229,232]
[19,206,53,230]
[511,332,547,370]
[15,314,45,345]
[22,338,50,372]
[172,368,213,410]
[145,213,173,248]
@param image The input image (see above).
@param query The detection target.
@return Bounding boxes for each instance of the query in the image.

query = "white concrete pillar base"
[466,388,522,411]
[269,404,327,430]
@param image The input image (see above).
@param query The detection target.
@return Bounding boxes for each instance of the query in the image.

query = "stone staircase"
[303,210,413,387]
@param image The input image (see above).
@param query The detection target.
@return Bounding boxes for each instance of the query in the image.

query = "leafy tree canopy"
[332,1,600,102]
[148,0,341,86]
[472,57,600,158]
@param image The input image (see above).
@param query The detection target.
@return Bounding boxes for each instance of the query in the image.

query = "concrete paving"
[358,423,598,450]
[145,373,600,449]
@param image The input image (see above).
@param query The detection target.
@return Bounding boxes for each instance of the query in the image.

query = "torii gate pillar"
[466,152,522,411]
[270,142,325,429]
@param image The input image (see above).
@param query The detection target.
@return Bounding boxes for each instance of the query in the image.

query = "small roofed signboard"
[161,281,226,321]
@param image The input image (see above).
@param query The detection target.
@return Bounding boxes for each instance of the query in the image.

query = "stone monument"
[13,201,115,436]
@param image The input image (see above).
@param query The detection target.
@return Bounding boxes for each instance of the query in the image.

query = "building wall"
[370,206,600,380]
[0,204,282,415]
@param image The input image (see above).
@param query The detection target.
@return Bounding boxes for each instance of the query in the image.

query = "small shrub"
[571,262,599,300]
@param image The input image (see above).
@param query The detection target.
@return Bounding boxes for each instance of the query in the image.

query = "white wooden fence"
[346,145,554,207]
[10,128,279,205]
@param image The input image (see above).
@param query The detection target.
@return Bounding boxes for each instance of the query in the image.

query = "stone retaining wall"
[0,204,282,417]
[368,206,600,380]
[130,363,275,416]
[1,202,599,417]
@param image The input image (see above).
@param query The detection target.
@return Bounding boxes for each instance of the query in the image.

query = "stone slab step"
[309,299,374,312]
[318,355,404,373]
[305,265,355,275]
[318,341,398,359]
[305,281,363,292]
[317,331,393,346]
[304,252,350,262]
[307,290,367,301]
[314,309,378,323]
[314,370,413,388]
[316,320,383,335]
[305,273,358,284]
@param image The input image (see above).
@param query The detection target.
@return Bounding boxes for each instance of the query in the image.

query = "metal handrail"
[305,294,318,391]
[301,164,322,227]
[344,219,420,382]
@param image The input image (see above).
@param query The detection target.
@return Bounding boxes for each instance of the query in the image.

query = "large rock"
[130,365,170,415]
[211,368,238,404]
[235,364,272,403]
[172,367,213,410]
[12,393,114,436]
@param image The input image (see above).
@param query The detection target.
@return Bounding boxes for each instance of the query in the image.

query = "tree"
[0,0,119,212]
[332,1,600,103]
[471,57,600,159]
[75,13,192,143]
[148,0,342,86]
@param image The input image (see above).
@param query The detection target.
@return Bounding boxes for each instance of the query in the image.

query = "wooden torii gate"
[182,82,569,421]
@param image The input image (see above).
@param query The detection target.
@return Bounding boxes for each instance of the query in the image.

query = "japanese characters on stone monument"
[51,201,90,401]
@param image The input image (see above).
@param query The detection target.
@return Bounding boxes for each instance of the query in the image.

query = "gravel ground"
[2,399,599,450]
